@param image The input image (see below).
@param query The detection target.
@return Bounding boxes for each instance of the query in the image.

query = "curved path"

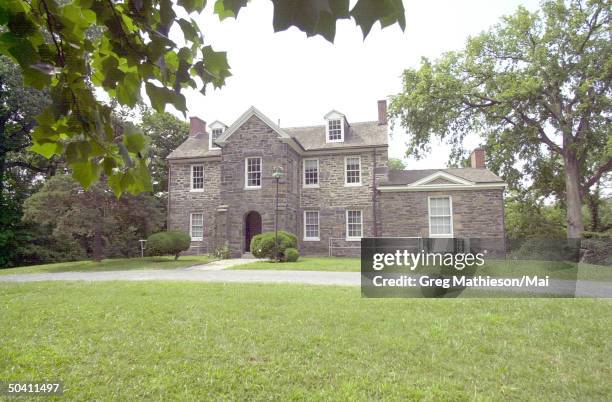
[0,259,610,297]
[0,269,359,286]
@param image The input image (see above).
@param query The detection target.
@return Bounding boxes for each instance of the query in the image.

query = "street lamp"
[272,166,285,262]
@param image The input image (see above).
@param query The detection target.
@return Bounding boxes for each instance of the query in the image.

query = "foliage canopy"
[389,0,611,237]
[0,0,405,195]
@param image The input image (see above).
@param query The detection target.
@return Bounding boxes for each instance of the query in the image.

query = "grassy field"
[235,257,612,281]
[1,282,610,400]
[235,257,360,271]
[0,255,216,276]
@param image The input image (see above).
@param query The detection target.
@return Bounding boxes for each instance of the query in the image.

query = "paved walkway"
[185,258,264,271]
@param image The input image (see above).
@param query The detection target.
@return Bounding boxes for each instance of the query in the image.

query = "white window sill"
[191,238,203,242]
[326,139,344,143]
[244,186,262,190]
[190,189,204,192]
[344,183,362,187]
[303,237,320,242]
[303,184,320,189]
[429,234,453,238]
[345,237,362,242]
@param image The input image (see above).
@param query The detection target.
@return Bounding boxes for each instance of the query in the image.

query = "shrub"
[147,231,191,260]
[284,247,299,262]
[509,238,581,262]
[213,241,231,259]
[250,231,298,261]
[581,237,612,265]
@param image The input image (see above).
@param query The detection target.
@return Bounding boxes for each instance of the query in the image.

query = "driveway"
[0,269,359,286]
[0,261,610,297]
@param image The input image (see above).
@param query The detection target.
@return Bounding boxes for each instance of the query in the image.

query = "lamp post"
[272,166,285,262]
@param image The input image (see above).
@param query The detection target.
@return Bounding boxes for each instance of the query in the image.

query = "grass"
[235,256,360,272]
[0,281,610,400]
[0,255,216,276]
[235,257,612,281]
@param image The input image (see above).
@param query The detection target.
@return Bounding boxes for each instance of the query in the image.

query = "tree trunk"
[92,230,104,262]
[564,152,584,239]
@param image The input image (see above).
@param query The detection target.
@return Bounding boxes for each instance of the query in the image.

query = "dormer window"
[208,121,226,150]
[324,110,346,143]
[327,119,342,142]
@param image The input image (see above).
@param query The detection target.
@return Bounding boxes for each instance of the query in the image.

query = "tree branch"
[581,158,612,195]
[40,0,65,66]
[517,111,562,154]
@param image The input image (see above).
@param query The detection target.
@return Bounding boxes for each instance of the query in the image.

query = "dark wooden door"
[244,211,262,252]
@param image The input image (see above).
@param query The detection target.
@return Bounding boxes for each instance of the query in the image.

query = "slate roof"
[167,116,388,159]
[379,168,504,186]
[284,121,388,150]
[166,133,221,159]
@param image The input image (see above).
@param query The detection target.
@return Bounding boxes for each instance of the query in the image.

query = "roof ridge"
[283,120,379,130]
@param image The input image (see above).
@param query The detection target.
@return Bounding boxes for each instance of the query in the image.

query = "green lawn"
[235,257,612,281]
[235,256,360,272]
[0,255,216,276]
[0,282,610,400]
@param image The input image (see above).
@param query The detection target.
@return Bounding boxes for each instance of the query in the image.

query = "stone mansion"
[167,101,506,257]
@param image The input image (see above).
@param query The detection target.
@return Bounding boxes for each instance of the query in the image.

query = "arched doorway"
[244,211,262,252]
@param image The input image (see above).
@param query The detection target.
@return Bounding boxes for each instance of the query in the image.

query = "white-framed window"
[345,156,361,186]
[190,165,204,191]
[303,158,319,187]
[303,211,320,241]
[428,196,453,237]
[327,118,343,142]
[346,210,362,241]
[190,213,204,241]
[245,157,262,188]
[209,128,223,149]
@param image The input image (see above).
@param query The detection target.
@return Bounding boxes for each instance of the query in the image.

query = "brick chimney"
[470,148,486,169]
[189,116,206,137]
[377,100,387,125]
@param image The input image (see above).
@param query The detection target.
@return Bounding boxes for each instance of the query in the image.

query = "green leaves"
[214,0,248,20]
[1,0,405,196]
[270,0,405,42]
[389,0,611,238]
[350,0,406,38]
[145,82,187,113]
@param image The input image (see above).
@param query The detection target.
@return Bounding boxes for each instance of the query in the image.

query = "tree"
[387,157,406,171]
[140,109,189,194]
[22,174,164,261]
[0,56,55,195]
[389,0,611,238]
[504,192,567,240]
[0,56,58,267]
[0,0,405,195]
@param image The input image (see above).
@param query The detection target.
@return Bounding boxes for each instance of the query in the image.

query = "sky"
[173,0,542,169]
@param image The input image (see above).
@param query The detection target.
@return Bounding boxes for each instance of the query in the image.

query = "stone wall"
[378,189,505,239]
[299,148,387,255]
[167,159,221,254]
[219,115,300,257]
